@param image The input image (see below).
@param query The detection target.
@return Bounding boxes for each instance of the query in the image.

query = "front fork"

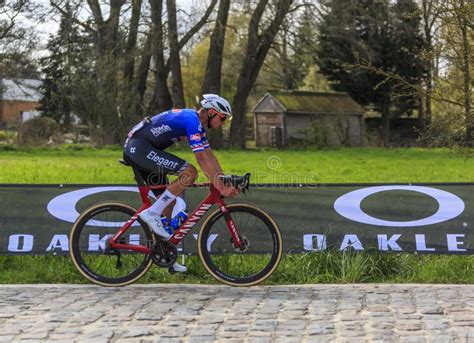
[217,200,245,249]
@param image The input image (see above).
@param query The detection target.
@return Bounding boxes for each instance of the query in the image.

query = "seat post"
[132,167,146,187]
[119,158,146,187]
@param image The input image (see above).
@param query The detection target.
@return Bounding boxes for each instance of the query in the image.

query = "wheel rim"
[199,205,281,285]
[71,204,153,285]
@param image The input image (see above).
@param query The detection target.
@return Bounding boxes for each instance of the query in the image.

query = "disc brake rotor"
[232,235,249,253]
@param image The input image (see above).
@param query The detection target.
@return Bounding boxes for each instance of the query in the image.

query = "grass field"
[2,252,474,284]
[0,145,473,183]
[1,145,473,285]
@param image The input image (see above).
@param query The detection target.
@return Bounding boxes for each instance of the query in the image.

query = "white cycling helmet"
[200,94,232,118]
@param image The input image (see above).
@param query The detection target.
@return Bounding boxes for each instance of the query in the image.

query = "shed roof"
[252,90,364,115]
[0,78,42,102]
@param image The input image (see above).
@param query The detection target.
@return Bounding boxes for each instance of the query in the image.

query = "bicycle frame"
[108,183,243,253]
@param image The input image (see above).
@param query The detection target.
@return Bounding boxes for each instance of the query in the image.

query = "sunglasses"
[208,108,227,123]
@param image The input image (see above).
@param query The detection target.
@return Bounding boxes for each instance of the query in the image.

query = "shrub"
[17,117,62,147]
[0,131,6,141]
[418,111,465,147]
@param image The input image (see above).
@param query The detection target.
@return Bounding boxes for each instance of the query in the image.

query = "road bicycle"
[69,161,283,287]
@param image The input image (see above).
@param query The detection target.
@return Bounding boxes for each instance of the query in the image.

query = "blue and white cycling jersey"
[128,109,209,153]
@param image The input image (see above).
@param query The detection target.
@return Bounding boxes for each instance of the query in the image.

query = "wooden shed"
[252,90,365,147]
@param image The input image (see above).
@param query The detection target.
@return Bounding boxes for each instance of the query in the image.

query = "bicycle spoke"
[199,204,282,285]
[70,203,153,286]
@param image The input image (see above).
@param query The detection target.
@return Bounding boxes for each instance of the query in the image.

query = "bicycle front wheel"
[70,202,154,287]
[198,203,282,286]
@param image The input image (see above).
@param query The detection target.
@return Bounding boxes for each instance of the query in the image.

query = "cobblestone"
[1,284,474,341]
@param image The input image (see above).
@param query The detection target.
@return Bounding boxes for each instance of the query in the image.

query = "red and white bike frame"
[108,184,242,253]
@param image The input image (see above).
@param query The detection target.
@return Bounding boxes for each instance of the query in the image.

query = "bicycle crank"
[151,240,178,267]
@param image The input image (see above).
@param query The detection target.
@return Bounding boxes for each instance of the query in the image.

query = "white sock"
[148,190,176,217]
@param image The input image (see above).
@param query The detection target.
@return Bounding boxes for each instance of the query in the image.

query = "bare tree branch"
[86,0,104,26]
[0,0,28,40]
[347,61,466,109]
[177,0,218,51]
[163,0,218,74]
[50,1,95,33]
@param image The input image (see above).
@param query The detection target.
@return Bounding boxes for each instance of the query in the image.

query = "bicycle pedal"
[168,267,175,274]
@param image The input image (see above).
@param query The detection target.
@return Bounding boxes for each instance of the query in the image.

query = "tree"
[122,0,143,87]
[1,0,29,40]
[230,0,295,148]
[416,0,474,146]
[390,1,427,117]
[148,0,217,113]
[201,0,232,95]
[39,2,84,130]
[120,0,144,124]
[167,0,186,108]
[219,10,250,99]
[260,4,318,91]
[419,0,443,129]
[148,0,173,113]
[441,0,474,145]
[50,0,129,144]
[45,0,219,144]
[0,0,41,78]
[316,0,426,146]
[200,0,232,148]
[182,41,209,106]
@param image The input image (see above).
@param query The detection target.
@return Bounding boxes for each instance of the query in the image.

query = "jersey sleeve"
[201,133,210,150]
[185,113,210,153]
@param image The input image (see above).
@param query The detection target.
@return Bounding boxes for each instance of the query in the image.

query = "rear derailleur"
[104,237,127,269]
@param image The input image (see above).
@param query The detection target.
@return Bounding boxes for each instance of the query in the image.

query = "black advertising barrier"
[0,183,473,255]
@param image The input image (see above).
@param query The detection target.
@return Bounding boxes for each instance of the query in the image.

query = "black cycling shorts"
[123,137,188,187]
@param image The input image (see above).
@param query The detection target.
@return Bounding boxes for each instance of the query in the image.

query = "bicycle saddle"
[219,173,251,193]
[118,159,131,167]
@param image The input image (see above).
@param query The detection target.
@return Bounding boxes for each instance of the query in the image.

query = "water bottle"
[172,196,187,217]
[161,216,173,235]
[170,210,188,231]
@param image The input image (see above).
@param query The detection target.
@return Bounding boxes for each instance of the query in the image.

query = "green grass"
[0,145,473,284]
[0,145,473,183]
[2,252,474,284]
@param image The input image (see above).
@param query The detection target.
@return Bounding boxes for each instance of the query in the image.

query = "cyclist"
[123,94,239,272]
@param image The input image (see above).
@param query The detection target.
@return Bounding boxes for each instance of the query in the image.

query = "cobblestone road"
[1,284,474,342]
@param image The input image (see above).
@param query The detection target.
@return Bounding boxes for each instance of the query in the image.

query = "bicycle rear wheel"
[70,202,154,287]
[198,203,282,286]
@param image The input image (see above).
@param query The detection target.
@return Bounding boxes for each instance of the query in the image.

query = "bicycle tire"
[70,202,154,287]
[198,203,282,286]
